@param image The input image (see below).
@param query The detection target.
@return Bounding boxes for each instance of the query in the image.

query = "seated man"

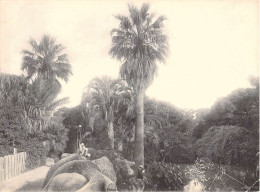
[77,143,91,159]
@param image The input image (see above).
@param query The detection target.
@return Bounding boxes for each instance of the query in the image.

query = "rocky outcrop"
[42,154,117,191]
[86,148,135,180]
[60,148,135,183]
[48,173,87,191]
[114,157,135,180]
[42,154,87,189]
[92,156,117,183]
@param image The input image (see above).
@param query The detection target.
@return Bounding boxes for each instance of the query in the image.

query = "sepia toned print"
[0,0,259,191]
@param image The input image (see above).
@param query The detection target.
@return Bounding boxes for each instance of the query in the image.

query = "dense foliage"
[146,161,185,191]
[0,104,48,169]
[0,35,71,170]
[43,116,69,157]
[193,77,259,139]
[195,126,258,168]
[144,98,195,164]
[192,77,259,169]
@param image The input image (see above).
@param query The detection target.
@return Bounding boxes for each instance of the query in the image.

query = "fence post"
[0,152,27,182]
[0,157,4,182]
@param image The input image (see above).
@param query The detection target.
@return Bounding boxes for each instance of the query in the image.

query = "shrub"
[0,104,48,169]
[195,126,259,168]
[20,136,48,169]
[43,117,69,156]
[146,161,185,191]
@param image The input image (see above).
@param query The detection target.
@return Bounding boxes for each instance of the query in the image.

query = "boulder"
[42,154,87,189]
[42,155,117,192]
[87,148,118,161]
[61,153,72,159]
[86,148,135,180]
[92,156,117,183]
[114,157,135,179]
[46,157,55,167]
[48,173,87,191]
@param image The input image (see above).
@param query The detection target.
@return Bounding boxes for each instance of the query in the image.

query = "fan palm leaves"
[110,3,168,92]
[82,76,133,150]
[21,35,72,84]
[110,3,168,167]
[20,34,72,132]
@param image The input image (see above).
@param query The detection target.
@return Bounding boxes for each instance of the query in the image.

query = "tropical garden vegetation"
[0,3,258,191]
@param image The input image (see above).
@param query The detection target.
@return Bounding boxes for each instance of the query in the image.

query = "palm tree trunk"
[108,121,114,150]
[89,116,95,132]
[134,89,145,169]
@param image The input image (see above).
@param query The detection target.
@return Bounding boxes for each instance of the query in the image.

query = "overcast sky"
[0,0,258,109]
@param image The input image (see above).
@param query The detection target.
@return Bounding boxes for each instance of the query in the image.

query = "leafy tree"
[143,97,194,163]
[21,35,72,84]
[192,77,259,139]
[110,3,168,167]
[61,105,90,153]
[81,76,132,150]
[195,126,258,167]
[0,73,28,107]
[0,104,48,169]
[43,116,69,157]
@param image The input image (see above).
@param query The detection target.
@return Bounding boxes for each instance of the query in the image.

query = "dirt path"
[0,166,49,192]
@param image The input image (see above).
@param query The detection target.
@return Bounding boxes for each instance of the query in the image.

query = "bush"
[146,161,185,191]
[0,104,48,169]
[21,136,48,169]
[195,126,259,168]
[43,116,69,157]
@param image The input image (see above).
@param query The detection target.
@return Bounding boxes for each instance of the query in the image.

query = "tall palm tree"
[21,34,72,132]
[109,3,168,167]
[82,76,133,150]
[21,35,72,84]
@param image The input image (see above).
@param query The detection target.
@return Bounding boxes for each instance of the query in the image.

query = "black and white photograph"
[0,0,259,191]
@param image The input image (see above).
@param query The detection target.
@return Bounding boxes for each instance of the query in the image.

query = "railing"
[0,149,27,182]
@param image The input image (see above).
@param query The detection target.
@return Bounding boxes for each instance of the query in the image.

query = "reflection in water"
[184,179,204,192]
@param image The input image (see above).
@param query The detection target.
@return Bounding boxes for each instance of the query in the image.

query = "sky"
[0,0,259,109]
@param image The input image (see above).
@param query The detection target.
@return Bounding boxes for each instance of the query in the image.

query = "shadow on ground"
[16,178,44,192]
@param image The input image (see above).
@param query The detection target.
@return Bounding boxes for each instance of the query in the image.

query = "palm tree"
[21,35,72,84]
[24,78,69,132]
[82,76,133,150]
[21,34,72,132]
[109,3,168,167]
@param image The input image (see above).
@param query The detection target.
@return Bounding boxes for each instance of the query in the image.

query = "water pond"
[181,163,258,192]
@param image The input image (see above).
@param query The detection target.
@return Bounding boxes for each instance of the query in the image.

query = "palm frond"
[110,4,168,92]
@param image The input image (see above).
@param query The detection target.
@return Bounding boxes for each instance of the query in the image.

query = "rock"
[92,156,117,183]
[46,157,55,167]
[87,148,118,161]
[48,173,87,191]
[42,158,116,192]
[61,153,72,159]
[42,154,88,189]
[44,148,134,191]
[114,157,135,179]
[86,148,135,180]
